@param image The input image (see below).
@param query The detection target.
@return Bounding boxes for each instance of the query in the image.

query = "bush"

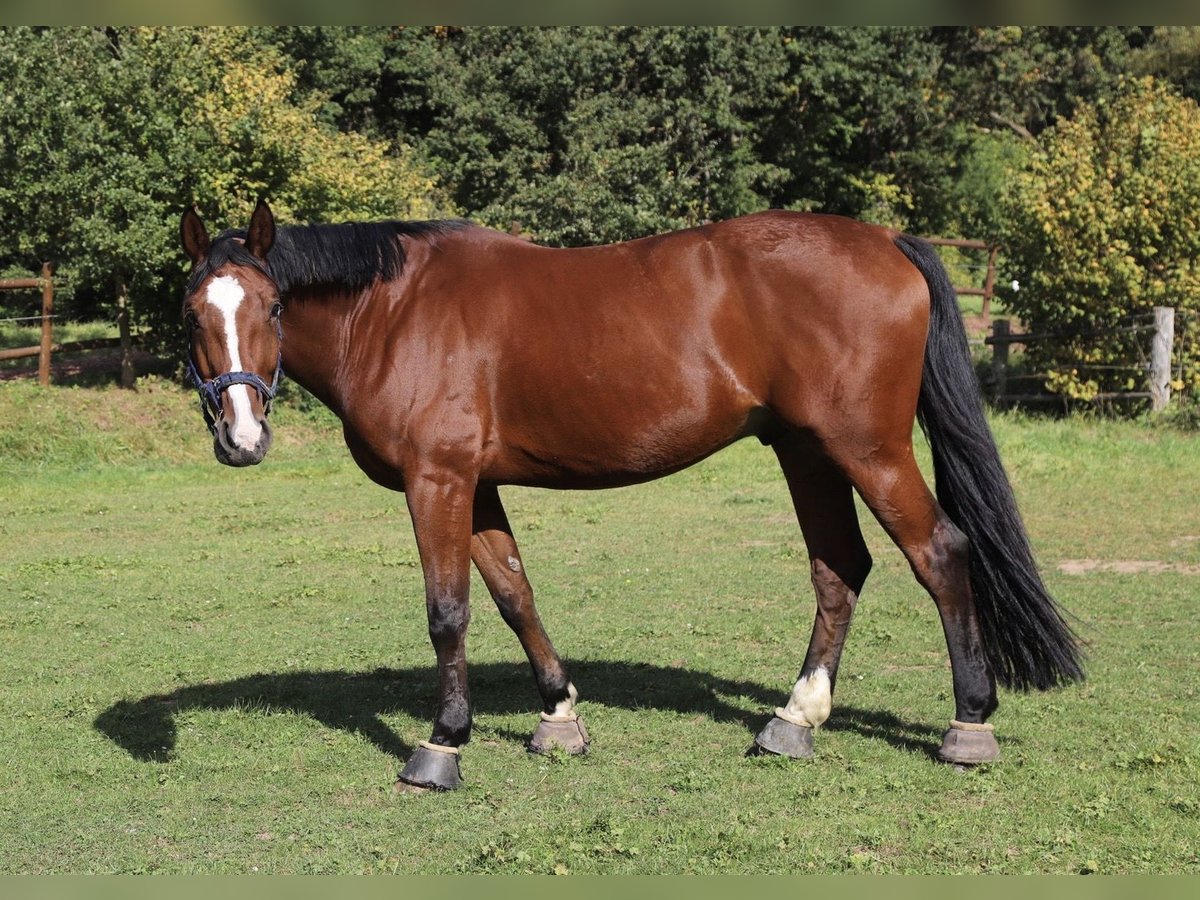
[998,76,1200,403]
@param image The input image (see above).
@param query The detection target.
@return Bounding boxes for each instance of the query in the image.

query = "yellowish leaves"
[190,29,442,227]
[1002,76,1200,401]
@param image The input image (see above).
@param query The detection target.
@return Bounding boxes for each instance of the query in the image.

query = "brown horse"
[179,199,1083,790]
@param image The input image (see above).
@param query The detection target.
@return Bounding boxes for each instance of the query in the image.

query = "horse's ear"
[245,198,275,261]
[180,207,210,265]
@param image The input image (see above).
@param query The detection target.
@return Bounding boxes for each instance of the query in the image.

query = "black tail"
[893,234,1084,691]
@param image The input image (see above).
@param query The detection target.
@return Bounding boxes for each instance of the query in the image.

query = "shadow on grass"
[94,660,944,764]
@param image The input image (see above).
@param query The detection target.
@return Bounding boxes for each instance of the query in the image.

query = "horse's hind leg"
[754,433,873,758]
[836,445,1000,764]
[470,485,588,754]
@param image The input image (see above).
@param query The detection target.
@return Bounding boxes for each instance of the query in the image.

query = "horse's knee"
[492,584,534,627]
[811,548,872,596]
[426,593,469,645]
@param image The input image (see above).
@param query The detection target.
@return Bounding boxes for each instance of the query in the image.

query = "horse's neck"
[279,290,354,417]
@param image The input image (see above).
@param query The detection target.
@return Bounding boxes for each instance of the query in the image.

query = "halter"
[186,317,284,436]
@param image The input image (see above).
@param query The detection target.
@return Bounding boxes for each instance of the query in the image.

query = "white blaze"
[206,275,262,450]
[782,666,832,729]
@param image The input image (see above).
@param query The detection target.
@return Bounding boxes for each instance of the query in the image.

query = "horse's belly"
[485,398,774,488]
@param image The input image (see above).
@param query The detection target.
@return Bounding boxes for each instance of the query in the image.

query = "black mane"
[187,219,471,297]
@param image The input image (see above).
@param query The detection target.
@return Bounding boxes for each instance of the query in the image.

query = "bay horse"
[179,199,1083,791]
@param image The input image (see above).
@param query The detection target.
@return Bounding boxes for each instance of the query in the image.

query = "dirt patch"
[1057,559,1200,576]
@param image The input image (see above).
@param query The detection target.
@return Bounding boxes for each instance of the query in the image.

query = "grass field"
[0,379,1197,873]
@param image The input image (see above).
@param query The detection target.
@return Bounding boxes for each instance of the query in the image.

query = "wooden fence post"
[38,262,54,388]
[991,318,1010,405]
[1149,306,1175,412]
[982,246,998,327]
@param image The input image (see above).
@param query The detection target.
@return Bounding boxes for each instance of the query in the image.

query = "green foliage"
[342,26,1140,243]
[765,27,949,230]
[933,27,1144,137]
[1128,26,1200,103]
[0,27,442,340]
[948,131,1031,244]
[372,27,792,245]
[999,77,1200,402]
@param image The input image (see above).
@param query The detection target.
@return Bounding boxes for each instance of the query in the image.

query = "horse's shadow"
[93,660,944,764]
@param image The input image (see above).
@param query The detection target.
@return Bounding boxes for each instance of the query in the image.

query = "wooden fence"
[0,263,55,386]
[985,307,1179,411]
[0,264,136,387]
[925,237,999,325]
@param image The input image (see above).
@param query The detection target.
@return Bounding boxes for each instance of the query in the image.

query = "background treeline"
[3,26,1200,401]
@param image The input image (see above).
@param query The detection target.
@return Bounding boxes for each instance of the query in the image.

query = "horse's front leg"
[470,484,588,755]
[397,468,477,791]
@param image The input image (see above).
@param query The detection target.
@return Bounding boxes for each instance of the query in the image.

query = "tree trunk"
[115,275,135,389]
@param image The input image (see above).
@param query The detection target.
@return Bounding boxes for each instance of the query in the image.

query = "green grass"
[0,379,1197,873]
[0,320,119,349]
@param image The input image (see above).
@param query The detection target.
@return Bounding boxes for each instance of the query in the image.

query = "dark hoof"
[529,714,590,755]
[397,742,463,791]
[937,722,1000,765]
[751,715,814,759]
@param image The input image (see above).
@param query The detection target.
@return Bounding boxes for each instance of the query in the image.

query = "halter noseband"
[186,317,283,436]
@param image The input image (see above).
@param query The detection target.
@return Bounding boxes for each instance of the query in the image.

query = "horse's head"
[179,199,282,467]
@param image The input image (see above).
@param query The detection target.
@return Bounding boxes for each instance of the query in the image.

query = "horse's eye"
[184,308,200,331]
[269,302,283,321]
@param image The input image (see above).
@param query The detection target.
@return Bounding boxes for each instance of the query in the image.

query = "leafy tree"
[262,26,1152,243]
[250,26,392,135]
[998,76,1200,402]
[931,27,1146,139]
[368,26,790,246]
[1127,26,1200,103]
[0,26,442,374]
[757,27,948,230]
[359,26,966,243]
[926,26,1146,241]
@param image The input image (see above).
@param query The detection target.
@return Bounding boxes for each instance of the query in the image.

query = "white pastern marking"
[552,682,579,718]
[206,275,262,450]
[783,666,832,729]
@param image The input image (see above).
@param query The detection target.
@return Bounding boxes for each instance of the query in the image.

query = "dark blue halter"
[187,318,283,436]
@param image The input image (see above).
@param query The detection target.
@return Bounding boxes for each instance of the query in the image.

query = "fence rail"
[985,307,1177,411]
[925,237,999,322]
[0,336,133,363]
[0,263,54,386]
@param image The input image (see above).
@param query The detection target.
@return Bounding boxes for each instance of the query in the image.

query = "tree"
[999,76,1200,402]
[263,26,1153,243]
[366,26,791,246]
[0,26,443,380]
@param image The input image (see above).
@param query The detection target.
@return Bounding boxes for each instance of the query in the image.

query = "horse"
[178,199,1083,791]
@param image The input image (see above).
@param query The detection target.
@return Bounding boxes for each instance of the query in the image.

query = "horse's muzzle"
[213,417,273,467]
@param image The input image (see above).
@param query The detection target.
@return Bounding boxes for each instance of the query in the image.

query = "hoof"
[937,721,1000,765]
[397,741,463,791]
[529,713,590,755]
[751,714,814,759]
